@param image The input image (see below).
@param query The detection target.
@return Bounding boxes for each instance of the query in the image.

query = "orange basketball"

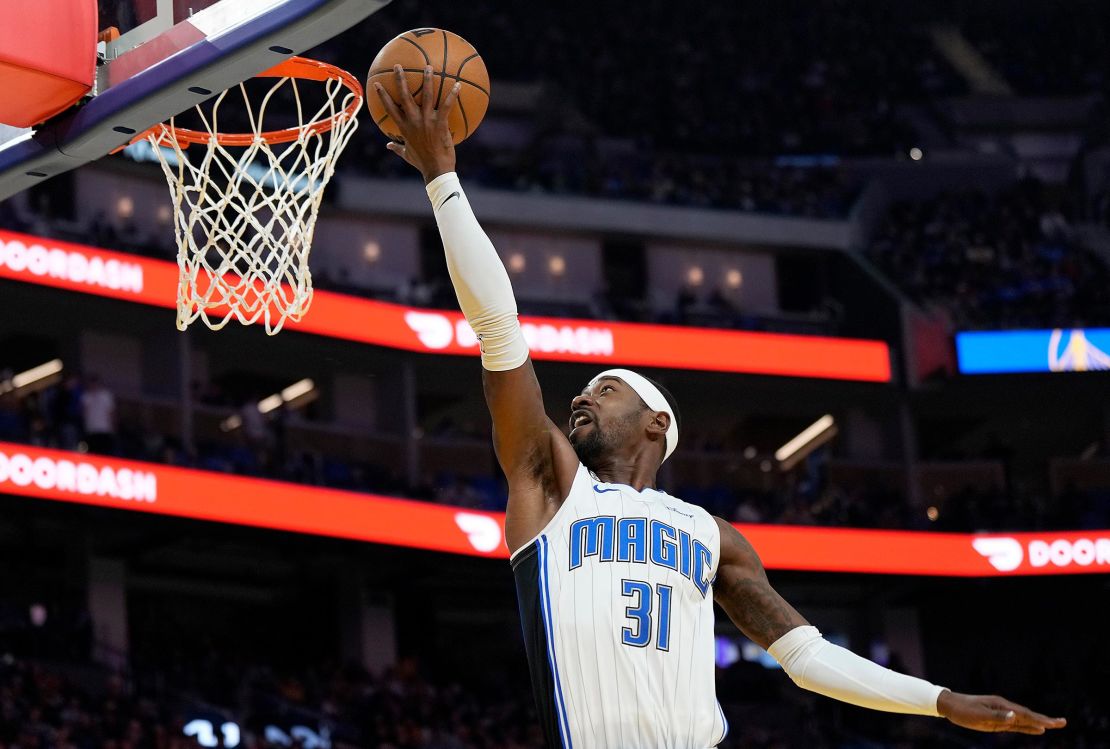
[366,28,490,145]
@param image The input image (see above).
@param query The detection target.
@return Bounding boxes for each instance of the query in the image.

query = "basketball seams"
[456,76,489,97]
[453,49,484,141]
[396,35,431,65]
[436,29,449,108]
[458,98,470,140]
[455,53,480,77]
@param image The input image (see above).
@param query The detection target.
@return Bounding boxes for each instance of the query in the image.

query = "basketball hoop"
[142,56,362,334]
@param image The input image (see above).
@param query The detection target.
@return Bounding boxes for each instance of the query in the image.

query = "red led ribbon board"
[0,230,891,382]
[0,442,500,557]
[2,443,1107,576]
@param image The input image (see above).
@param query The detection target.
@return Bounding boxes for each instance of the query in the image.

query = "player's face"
[568,377,645,466]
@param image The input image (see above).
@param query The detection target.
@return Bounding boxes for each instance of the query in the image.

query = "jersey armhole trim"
[508,461,590,563]
[509,537,538,571]
[707,511,724,582]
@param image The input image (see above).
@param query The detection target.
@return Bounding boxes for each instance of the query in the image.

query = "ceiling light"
[11,359,63,389]
[258,378,316,414]
[774,415,837,470]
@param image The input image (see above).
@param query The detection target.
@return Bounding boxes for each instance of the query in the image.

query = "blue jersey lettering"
[567,515,712,597]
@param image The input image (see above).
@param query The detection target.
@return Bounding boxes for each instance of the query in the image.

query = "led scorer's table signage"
[2,443,1106,577]
[0,229,891,382]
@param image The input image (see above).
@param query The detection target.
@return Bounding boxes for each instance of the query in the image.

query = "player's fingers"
[1001,700,1065,728]
[990,705,1016,723]
[440,81,462,116]
[1008,726,1047,735]
[394,64,420,119]
[1019,710,1067,729]
[372,82,404,125]
[1019,708,1057,724]
[988,708,1017,728]
[420,65,434,115]
[385,141,412,165]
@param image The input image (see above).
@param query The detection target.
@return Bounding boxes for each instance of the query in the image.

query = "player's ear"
[646,410,670,438]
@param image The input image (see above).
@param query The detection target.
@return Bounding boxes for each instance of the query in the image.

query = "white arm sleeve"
[767,625,946,717]
[425,172,529,372]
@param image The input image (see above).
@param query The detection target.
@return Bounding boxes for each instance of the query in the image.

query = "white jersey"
[511,461,728,749]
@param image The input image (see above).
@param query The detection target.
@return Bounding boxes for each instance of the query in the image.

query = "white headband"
[589,368,679,463]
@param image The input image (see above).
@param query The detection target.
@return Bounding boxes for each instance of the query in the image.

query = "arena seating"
[1,643,1103,748]
[317,0,969,215]
[866,178,1110,329]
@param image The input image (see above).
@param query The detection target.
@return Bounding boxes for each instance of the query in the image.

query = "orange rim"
[144,56,363,148]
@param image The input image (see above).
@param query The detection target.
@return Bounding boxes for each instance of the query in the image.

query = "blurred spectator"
[0,391,24,443]
[51,374,85,450]
[80,374,117,455]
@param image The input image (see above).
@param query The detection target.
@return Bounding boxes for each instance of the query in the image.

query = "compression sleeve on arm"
[425,172,530,372]
[767,625,945,717]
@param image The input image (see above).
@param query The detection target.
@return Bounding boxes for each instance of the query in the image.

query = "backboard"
[0,0,389,202]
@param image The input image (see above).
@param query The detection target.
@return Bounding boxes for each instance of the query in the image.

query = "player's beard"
[572,408,642,470]
[572,424,607,467]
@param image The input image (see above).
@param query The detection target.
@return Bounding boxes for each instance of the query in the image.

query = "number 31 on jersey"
[621,579,672,650]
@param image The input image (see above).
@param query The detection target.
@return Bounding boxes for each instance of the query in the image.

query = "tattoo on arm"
[713,518,808,650]
[714,565,806,649]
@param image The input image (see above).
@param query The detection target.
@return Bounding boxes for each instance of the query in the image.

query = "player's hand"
[937,690,1066,735]
[372,64,459,184]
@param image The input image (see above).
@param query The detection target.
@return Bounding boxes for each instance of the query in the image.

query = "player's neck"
[588,450,660,492]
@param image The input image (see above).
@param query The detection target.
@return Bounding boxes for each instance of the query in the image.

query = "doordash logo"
[0,236,144,294]
[971,537,1024,572]
[404,311,455,349]
[454,512,502,553]
[973,535,1110,572]
[0,449,157,503]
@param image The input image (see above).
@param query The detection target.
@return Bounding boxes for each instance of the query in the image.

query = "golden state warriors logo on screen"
[1048,329,1110,372]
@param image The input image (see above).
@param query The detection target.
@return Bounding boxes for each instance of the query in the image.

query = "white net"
[148,62,361,334]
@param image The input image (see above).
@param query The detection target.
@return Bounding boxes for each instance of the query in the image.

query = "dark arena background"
[1,0,1109,747]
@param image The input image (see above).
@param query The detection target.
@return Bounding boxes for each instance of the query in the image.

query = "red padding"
[0,0,98,128]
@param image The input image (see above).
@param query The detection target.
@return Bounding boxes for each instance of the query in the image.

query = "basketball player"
[374,66,1067,747]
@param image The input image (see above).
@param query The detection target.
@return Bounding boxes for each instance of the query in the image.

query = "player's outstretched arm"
[711,516,809,649]
[374,68,579,552]
[712,518,1066,735]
